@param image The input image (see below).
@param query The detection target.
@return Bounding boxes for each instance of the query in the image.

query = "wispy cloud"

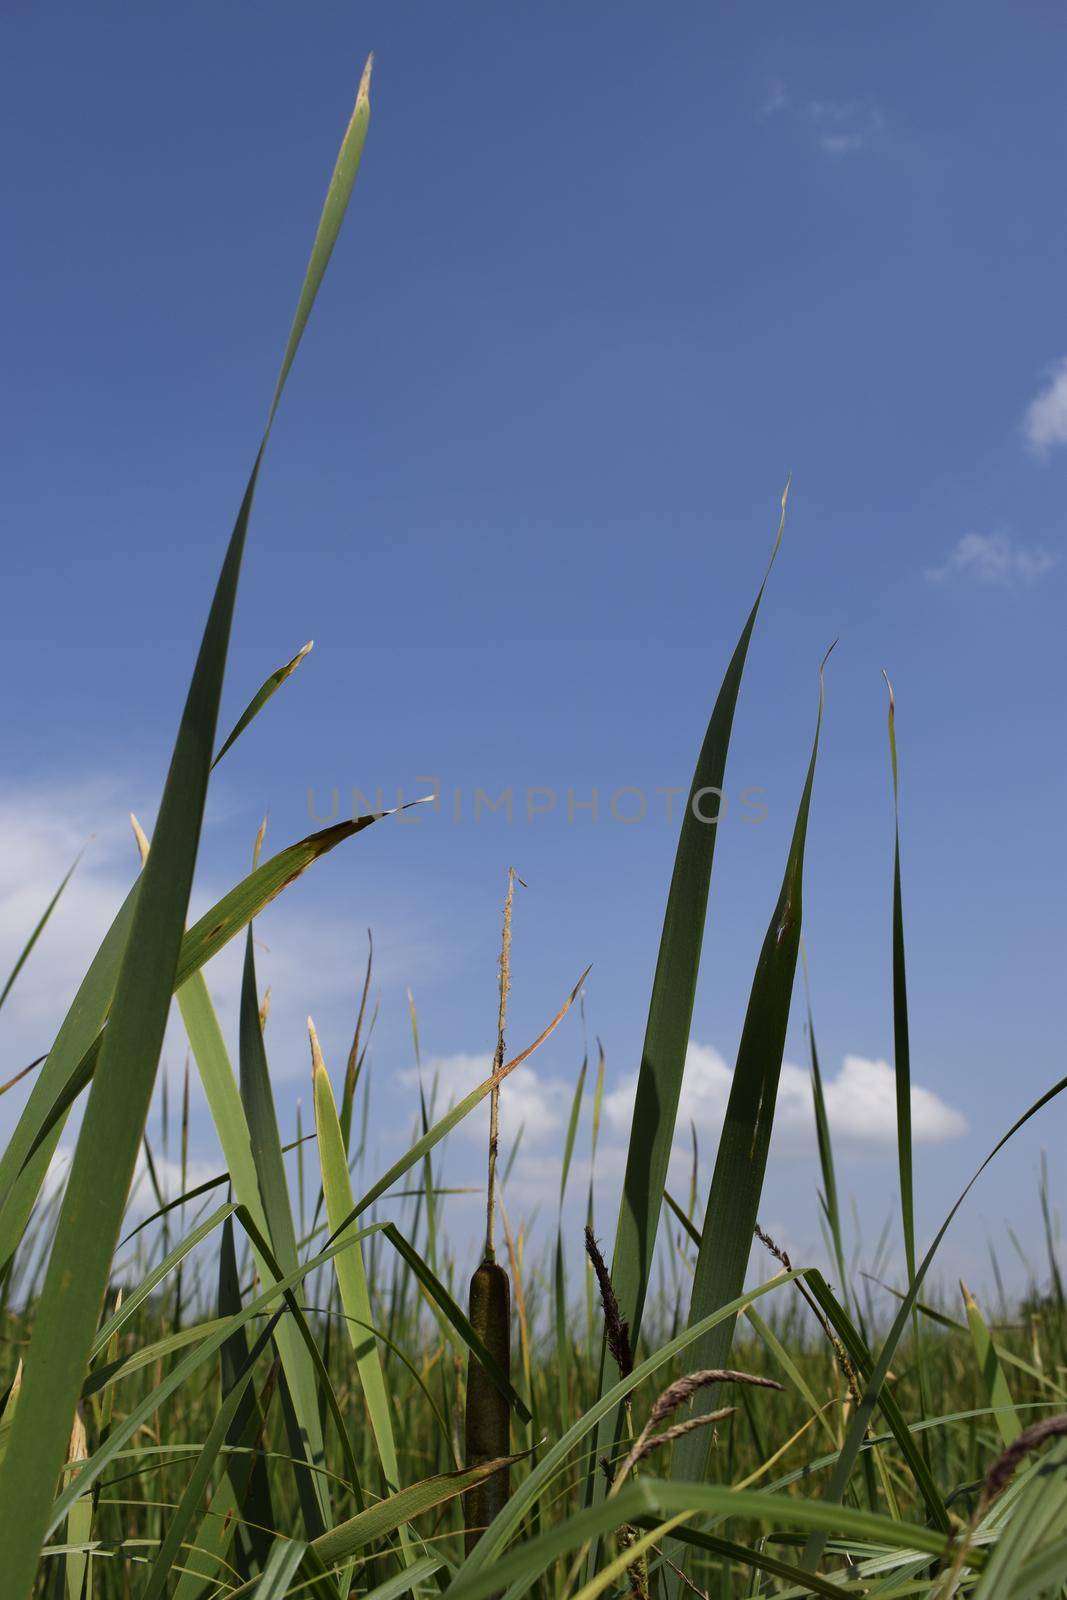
[925,532,1058,586]
[808,99,886,155]
[760,79,787,117]
[1023,358,1067,456]
[760,86,887,155]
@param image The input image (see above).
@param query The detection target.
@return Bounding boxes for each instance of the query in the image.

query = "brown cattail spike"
[463,1259,512,1553]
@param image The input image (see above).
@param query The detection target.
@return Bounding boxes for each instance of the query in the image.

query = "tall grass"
[1,55,1066,1600]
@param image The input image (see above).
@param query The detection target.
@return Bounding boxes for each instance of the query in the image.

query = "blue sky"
[2,2,1065,1298]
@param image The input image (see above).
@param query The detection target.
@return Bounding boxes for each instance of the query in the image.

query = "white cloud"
[602,1040,965,1153]
[925,532,1058,585]
[821,1054,967,1142]
[425,1038,967,1236]
[1023,358,1067,455]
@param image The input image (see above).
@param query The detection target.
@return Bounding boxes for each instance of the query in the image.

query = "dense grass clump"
[1,54,1065,1600]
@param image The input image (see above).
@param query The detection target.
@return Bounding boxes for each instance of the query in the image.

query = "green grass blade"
[90,1201,236,1357]
[239,926,331,1533]
[636,1519,853,1599]
[800,945,847,1297]
[0,853,80,1013]
[447,1478,957,1600]
[559,1052,587,1209]
[212,639,313,768]
[803,1269,949,1530]
[310,1452,525,1568]
[670,651,830,1490]
[555,1051,587,1434]
[269,57,371,420]
[0,879,139,1271]
[250,1537,308,1599]
[884,674,916,1285]
[0,64,372,1586]
[884,674,932,1468]
[311,1024,408,1500]
[606,488,787,1357]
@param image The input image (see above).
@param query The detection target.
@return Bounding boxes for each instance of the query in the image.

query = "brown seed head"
[585,1225,633,1378]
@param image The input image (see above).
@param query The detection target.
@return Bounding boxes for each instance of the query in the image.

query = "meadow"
[1,56,1065,1600]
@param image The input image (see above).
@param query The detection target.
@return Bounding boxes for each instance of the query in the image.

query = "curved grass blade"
[606,487,788,1361]
[212,640,313,768]
[637,1519,852,1599]
[0,64,373,1594]
[91,1201,236,1356]
[311,1451,527,1568]
[670,649,831,1494]
[447,1477,959,1600]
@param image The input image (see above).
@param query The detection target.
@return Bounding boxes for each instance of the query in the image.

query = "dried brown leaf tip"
[585,1225,633,1378]
[982,1414,1067,1507]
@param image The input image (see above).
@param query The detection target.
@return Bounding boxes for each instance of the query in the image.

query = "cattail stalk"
[465,869,520,1553]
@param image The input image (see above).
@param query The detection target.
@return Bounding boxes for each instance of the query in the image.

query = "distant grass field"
[1,54,1065,1600]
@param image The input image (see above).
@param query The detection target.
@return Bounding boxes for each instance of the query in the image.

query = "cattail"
[463,1256,513,1552]
[464,869,521,1553]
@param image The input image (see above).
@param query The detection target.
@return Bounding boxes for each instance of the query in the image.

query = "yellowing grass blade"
[311,1022,411,1517]
[962,1281,1021,1446]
